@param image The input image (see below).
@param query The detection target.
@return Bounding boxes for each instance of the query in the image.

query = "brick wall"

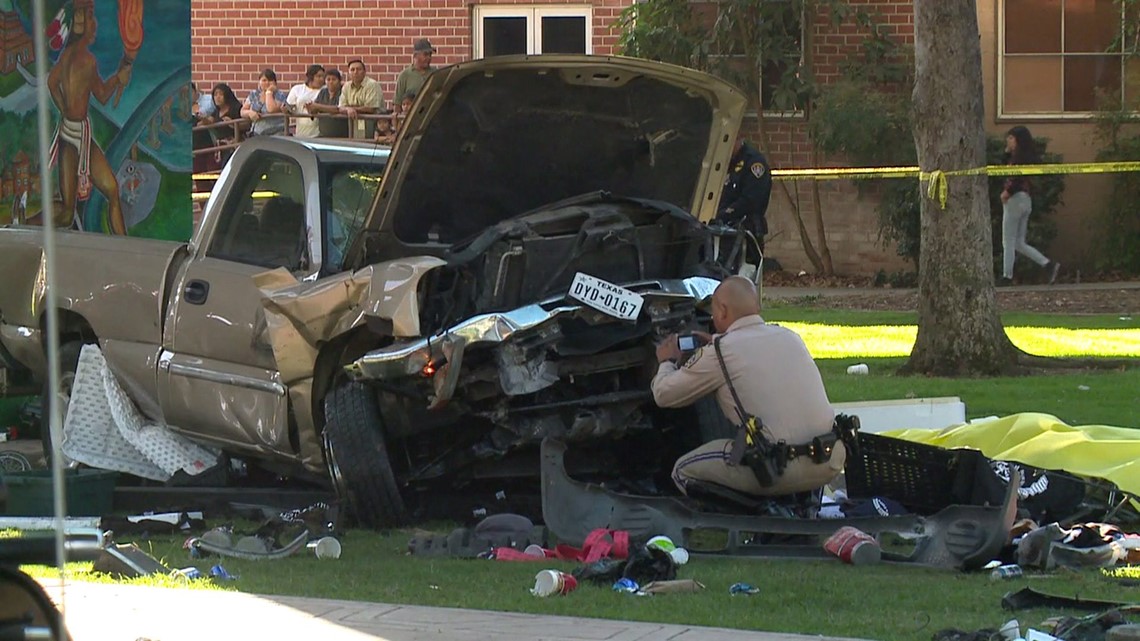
[191,0,629,106]
[191,0,917,275]
[755,0,915,275]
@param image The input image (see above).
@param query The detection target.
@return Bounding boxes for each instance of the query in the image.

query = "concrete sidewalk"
[41,581,870,641]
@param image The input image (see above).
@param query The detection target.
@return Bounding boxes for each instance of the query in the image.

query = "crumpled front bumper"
[344,276,719,382]
[539,437,1019,570]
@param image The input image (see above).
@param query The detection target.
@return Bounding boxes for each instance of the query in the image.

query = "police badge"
[750,162,766,178]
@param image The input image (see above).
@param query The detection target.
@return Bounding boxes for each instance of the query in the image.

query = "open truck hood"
[354,55,747,258]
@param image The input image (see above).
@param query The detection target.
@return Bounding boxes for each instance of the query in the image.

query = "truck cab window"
[323,164,384,272]
[208,153,308,271]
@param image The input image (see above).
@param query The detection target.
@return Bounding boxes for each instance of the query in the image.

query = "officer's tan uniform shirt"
[652,315,844,495]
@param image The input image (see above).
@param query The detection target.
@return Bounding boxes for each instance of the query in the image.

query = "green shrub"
[1093,130,1140,274]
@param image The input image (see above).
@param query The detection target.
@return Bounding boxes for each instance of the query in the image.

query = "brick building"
[191,0,1125,275]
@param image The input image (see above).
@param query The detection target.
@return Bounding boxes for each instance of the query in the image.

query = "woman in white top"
[286,65,326,138]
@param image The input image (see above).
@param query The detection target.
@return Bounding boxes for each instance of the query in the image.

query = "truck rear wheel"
[323,381,409,529]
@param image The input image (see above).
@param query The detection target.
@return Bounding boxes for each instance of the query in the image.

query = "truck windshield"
[324,163,384,271]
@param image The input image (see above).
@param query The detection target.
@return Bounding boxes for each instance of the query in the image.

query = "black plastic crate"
[843,432,986,514]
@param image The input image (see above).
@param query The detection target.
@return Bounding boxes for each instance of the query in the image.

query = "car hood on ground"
[357,55,747,251]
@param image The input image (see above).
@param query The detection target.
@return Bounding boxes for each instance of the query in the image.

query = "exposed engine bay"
[346,194,751,490]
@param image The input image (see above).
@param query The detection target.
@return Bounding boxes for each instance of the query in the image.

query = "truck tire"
[323,381,409,529]
[40,341,86,462]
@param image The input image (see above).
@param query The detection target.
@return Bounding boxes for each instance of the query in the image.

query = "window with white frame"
[473,6,592,58]
[1000,0,1132,115]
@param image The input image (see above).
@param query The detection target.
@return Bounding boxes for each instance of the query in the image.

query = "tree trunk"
[903,0,1018,376]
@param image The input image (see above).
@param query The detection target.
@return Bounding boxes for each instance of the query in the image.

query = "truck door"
[158,149,319,459]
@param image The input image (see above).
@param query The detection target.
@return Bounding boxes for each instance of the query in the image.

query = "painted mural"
[0,0,191,240]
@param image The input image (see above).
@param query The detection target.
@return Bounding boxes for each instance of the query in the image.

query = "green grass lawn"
[761,307,1140,427]
[18,305,1140,640]
[22,530,1140,641]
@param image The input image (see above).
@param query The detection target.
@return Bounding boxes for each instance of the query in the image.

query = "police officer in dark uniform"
[716,139,773,252]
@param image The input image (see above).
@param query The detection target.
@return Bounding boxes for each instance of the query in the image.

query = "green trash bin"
[1,469,117,516]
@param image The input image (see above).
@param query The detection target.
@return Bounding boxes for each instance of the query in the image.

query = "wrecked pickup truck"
[0,55,758,527]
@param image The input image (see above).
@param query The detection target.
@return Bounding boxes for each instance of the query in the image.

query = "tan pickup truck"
[0,55,752,527]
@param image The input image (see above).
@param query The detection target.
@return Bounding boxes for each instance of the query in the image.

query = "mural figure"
[0,0,192,241]
[47,0,134,233]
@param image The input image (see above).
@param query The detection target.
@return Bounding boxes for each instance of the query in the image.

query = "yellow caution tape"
[771,160,1140,209]
[190,161,1140,207]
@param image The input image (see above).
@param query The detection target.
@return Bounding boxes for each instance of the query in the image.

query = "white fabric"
[287,84,322,138]
[60,345,218,481]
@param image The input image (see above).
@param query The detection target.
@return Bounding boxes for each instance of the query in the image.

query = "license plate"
[567,272,644,322]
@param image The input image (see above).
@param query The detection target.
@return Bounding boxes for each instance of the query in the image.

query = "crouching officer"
[651,276,844,497]
[717,138,773,252]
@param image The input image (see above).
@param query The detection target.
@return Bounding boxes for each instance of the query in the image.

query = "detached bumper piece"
[540,438,1018,570]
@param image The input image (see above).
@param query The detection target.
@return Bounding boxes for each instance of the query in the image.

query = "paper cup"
[823,526,881,565]
[307,537,342,560]
[523,544,546,558]
[532,569,563,597]
[532,569,576,596]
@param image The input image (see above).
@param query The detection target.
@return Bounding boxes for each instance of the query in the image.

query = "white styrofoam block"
[833,397,966,433]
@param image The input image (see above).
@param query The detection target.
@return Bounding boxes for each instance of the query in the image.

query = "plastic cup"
[560,573,578,594]
[823,526,881,565]
[846,363,869,375]
[523,544,546,558]
[670,547,690,566]
[307,537,342,560]
[532,569,577,596]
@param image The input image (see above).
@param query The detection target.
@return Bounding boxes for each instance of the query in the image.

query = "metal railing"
[192,112,400,206]
[193,111,401,157]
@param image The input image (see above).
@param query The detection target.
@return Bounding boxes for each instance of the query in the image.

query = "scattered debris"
[990,564,1024,580]
[1001,587,1140,613]
[641,579,705,594]
[92,543,170,579]
[729,582,760,596]
[532,570,577,597]
[823,526,882,565]
[209,564,237,581]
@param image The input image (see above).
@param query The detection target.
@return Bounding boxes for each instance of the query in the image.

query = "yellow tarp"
[883,413,1140,497]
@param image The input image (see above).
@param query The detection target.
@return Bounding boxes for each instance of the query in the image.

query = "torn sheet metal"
[346,276,720,382]
[254,258,447,384]
[61,345,218,481]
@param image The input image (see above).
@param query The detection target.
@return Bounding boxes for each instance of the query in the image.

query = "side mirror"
[0,565,70,641]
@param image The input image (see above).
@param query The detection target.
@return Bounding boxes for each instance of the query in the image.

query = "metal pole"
[31,0,70,604]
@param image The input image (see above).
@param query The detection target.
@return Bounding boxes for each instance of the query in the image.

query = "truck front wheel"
[322,381,409,529]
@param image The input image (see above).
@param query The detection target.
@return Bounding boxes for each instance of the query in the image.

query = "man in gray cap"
[394,38,437,116]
